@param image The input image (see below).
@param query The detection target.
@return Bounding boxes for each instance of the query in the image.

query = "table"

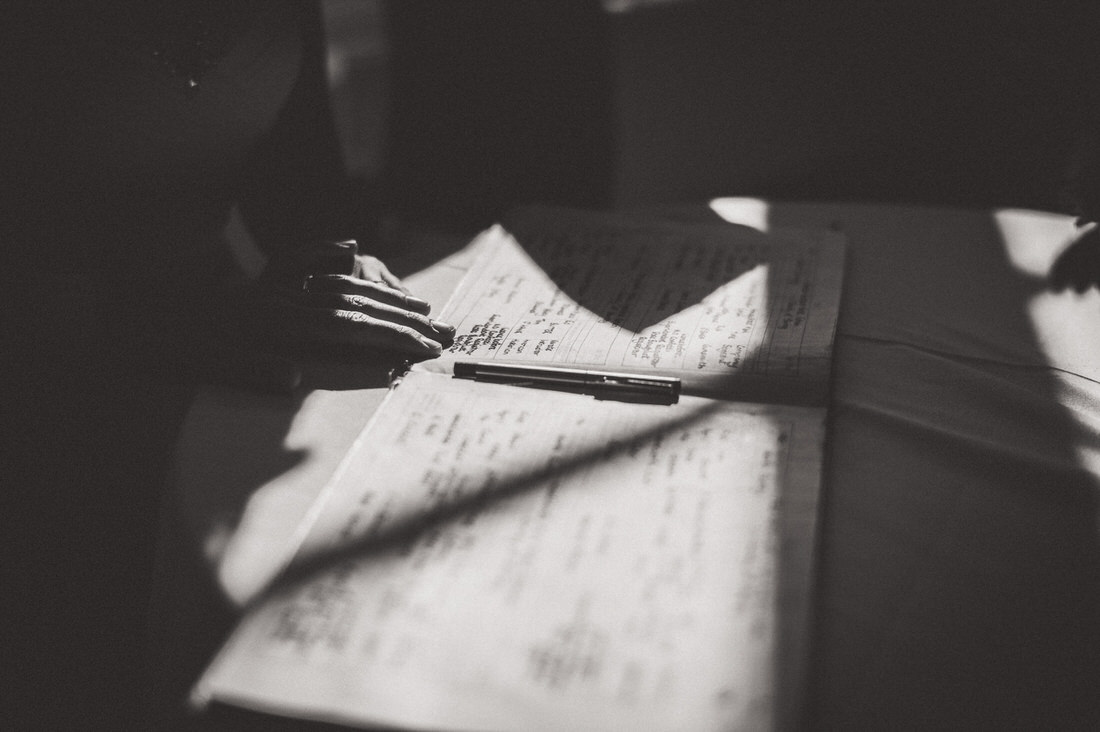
[154,200,1100,729]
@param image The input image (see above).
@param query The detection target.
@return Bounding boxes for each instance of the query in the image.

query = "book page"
[195,372,824,732]
[421,207,845,405]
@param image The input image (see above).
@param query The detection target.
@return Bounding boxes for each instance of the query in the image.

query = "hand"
[247,239,456,357]
[185,240,454,393]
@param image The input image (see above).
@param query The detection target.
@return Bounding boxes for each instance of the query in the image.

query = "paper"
[195,207,841,730]
[196,372,824,732]
[425,208,845,402]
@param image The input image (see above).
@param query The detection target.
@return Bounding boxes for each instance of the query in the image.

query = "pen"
[453,361,681,404]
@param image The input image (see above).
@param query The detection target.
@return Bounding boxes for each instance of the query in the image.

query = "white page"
[421,207,845,404]
[195,372,824,731]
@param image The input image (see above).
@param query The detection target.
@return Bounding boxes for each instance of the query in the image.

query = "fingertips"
[417,317,455,347]
[363,257,411,295]
[304,291,451,342]
[431,319,456,347]
[372,325,445,356]
[313,309,445,355]
[383,271,412,295]
[305,274,431,313]
[416,334,445,354]
[403,293,432,314]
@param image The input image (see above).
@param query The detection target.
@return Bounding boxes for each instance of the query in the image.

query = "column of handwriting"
[441,222,827,379]
[236,373,813,730]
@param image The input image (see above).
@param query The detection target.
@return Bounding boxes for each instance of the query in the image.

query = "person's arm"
[232,1,452,361]
[237,2,353,253]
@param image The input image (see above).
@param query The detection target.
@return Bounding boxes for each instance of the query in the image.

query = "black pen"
[453,361,681,404]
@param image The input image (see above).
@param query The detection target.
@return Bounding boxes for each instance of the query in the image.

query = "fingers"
[265,243,417,298]
[254,287,454,356]
[238,258,457,359]
[379,268,408,293]
[303,289,455,346]
[353,254,412,295]
[305,274,433,315]
[288,304,449,355]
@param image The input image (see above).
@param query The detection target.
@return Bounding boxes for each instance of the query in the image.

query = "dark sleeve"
[237,1,373,255]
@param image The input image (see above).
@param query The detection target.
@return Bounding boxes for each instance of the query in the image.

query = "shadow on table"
[732,200,1100,730]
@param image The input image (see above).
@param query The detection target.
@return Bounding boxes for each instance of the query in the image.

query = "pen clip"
[589,375,680,405]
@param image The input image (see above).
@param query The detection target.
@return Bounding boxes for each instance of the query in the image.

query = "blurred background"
[323,0,390,183]
[321,1,1098,235]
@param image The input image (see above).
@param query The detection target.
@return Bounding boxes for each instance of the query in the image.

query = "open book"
[193,207,845,731]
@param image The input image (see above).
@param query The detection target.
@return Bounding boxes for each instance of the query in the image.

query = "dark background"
[324,1,1100,237]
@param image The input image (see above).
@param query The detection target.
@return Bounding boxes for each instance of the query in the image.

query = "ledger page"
[420,207,845,404]
[195,371,824,732]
